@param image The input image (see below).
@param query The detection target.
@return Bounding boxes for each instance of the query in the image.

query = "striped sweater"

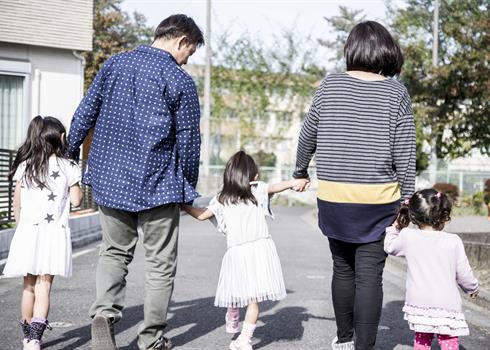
[294,72,416,243]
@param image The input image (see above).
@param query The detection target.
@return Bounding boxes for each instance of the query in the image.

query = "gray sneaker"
[91,314,117,350]
[331,336,354,350]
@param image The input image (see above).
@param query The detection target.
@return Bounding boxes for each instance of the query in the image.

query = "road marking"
[49,322,74,328]
[306,275,327,279]
[72,244,101,259]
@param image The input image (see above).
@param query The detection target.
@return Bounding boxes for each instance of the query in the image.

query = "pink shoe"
[229,339,253,350]
[225,309,239,334]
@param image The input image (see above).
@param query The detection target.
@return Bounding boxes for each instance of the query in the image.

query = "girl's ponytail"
[396,199,411,230]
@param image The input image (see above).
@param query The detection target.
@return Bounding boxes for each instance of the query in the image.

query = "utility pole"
[429,0,439,185]
[202,0,211,177]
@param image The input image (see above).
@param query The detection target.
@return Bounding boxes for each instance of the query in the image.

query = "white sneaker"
[331,336,354,350]
[229,338,253,350]
[24,340,41,350]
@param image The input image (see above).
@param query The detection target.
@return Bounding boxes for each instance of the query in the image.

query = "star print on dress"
[37,183,46,190]
[51,171,60,180]
[44,214,54,223]
[48,192,57,201]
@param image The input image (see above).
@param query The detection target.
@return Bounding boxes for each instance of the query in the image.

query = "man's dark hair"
[154,14,204,47]
[344,21,403,77]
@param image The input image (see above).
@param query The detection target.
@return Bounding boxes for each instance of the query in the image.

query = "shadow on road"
[377,300,468,350]
[254,305,334,349]
[44,297,467,350]
[42,304,144,350]
[163,296,281,347]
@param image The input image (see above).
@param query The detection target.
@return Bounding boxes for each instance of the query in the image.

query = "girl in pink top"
[384,188,479,350]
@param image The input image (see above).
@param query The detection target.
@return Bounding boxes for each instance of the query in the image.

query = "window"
[0,74,24,150]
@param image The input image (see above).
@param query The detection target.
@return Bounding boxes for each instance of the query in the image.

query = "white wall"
[0,42,84,145]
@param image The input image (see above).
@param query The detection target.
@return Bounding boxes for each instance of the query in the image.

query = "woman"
[293,21,416,350]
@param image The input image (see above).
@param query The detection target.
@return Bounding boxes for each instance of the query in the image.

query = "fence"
[2,157,487,227]
[0,149,15,225]
[417,169,490,196]
[197,165,489,200]
[0,149,96,227]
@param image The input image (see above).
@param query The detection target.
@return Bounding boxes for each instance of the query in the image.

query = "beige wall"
[0,42,84,147]
[0,0,92,51]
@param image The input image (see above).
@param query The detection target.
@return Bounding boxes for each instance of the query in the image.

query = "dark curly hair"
[396,188,452,231]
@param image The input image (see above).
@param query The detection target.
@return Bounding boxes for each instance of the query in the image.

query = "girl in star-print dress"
[2,116,83,350]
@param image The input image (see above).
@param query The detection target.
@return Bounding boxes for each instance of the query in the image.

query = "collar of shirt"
[135,45,177,64]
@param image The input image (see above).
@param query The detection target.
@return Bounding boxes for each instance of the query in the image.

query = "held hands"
[291,178,310,192]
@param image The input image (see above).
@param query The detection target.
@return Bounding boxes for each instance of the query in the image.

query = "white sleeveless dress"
[208,181,287,308]
[2,157,81,278]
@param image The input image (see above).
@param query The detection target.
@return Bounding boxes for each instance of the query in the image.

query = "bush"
[471,192,486,215]
[433,183,459,203]
[0,211,15,230]
[253,150,277,167]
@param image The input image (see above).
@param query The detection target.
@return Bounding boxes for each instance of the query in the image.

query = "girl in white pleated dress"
[2,116,83,350]
[183,151,308,350]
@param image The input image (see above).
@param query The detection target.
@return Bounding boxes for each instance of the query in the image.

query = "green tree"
[318,6,366,72]
[207,30,325,163]
[388,0,490,161]
[83,0,153,91]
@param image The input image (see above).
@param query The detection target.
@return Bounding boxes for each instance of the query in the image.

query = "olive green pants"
[89,204,179,349]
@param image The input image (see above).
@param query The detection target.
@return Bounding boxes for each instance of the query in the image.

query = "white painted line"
[49,322,74,328]
[72,244,101,259]
[306,275,327,279]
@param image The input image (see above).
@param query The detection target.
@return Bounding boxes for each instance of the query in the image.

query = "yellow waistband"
[317,180,400,204]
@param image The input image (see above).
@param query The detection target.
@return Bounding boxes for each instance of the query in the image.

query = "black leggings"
[328,238,387,350]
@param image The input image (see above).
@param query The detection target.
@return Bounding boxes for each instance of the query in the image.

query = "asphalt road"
[1,207,489,349]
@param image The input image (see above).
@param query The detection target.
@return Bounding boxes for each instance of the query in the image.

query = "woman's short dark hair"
[344,21,403,77]
[154,14,204,47]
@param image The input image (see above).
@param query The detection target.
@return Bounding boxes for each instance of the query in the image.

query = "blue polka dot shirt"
[68,45,201,211]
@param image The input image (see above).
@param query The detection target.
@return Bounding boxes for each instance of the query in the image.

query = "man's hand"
[292,178,310,192]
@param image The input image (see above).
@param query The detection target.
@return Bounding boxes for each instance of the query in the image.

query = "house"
[0,0,93,150]
[0,1,100,259]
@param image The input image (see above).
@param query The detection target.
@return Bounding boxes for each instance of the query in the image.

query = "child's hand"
[470,290,479,299]
[292,178,310,192]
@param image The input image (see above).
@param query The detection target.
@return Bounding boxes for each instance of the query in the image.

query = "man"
[68,14,204,350]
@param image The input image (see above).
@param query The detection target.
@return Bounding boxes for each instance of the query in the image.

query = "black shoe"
[91,314,117,350]
[140,336,173,350]
[20,320,30,345]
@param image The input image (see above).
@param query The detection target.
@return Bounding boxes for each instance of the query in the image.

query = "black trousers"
[328,237,387,350]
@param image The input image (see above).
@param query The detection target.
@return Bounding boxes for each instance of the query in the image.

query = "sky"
[121,0,401,67]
